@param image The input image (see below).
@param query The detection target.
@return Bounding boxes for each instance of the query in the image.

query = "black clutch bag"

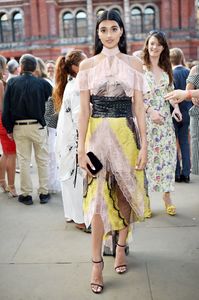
[87,151,103,175]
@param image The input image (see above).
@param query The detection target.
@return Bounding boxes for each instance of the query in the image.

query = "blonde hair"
[170,48,186,66]
[35,57,48,78]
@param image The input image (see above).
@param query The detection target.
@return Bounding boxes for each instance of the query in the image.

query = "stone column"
[171,0,179,29]
[46,0,57,37]
[38,0,48,37]
[29,0,39,37]
[22,2,31,40]
[160,0,171,30]
[123,0,132,40]
[87,0,93,43]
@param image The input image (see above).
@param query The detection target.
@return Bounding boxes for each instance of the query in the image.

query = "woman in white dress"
[55,50,88,230]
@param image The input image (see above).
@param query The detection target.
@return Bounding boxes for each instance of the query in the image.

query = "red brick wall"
[0,0,198,61]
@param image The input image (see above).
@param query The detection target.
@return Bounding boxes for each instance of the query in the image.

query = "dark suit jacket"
[2,72,52,133]
[173,66,192,123]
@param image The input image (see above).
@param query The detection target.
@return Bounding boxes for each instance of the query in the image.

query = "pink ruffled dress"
[77,46,146,237]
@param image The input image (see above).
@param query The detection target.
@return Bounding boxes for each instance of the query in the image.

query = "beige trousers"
[13,122,49,196]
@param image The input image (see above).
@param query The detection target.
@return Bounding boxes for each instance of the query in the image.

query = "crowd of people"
[0,9,199,294]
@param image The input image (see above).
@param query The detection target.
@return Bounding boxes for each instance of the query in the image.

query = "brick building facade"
[0,0,198,61]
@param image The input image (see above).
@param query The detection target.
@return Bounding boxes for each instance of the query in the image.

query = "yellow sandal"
[163,194,176,216]
[165,204,176,216]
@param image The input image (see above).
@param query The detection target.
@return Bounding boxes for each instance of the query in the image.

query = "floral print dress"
[144,70,176,193]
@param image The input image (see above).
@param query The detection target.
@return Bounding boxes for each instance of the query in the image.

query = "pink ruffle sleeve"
[133,69,148,94]
[77,69,89,91]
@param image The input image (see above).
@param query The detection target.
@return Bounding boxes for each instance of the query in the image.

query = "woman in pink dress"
[77,10,147,293]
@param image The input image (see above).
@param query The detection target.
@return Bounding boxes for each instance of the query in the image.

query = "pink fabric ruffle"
[77,56,148,96]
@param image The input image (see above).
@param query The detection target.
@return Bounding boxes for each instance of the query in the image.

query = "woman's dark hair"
[142,31,173,85]
[52,50,85,112]
[94,9,127,55]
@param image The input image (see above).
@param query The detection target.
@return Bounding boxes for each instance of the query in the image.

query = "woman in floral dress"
[142,31,182,216]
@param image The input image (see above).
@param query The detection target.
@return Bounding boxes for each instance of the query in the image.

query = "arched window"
[144,7,155,33]
[75,11,87,37]
[112,8,121,15]
[131,7,142,34]
[96,9,105,17]
[12,12,23,42]
[63,12,74,38]
[0,13,11,43]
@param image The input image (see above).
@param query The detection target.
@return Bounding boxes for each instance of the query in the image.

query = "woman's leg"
[6,154,17,196]
[163,191,172,205]
[163,192,176,215]
[0,153,7,191]
[115,226,128,273]
[91,214,104,293]
[6,154,16,186]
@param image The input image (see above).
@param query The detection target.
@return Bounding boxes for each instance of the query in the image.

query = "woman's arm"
[0,80,4,111]
[131,57,147,169]
[77,59,95,175]
[165,89,199,102]
[78,89,95,176]
[78,89,90,154]
[134,89,147,170]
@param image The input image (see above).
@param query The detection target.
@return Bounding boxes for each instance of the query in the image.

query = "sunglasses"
[149,30,166,37]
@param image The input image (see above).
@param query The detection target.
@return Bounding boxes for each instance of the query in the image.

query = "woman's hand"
[136,146,147,170]
[172,106,182,122]
[78,150,95,177]
[192,98,199,107]
[148,108,165,125]
[7,133,14,140]
[164,90,187,103]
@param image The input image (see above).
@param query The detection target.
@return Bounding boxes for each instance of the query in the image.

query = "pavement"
[0,161,199,300]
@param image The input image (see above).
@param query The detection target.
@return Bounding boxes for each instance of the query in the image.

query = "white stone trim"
[59,8,74,38]
[143,2,160,29]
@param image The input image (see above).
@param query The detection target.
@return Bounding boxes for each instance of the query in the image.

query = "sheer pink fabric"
[78,48,145,235]
[77,54,147,96]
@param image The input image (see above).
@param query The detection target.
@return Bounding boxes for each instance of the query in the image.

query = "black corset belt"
[91,95,133,118]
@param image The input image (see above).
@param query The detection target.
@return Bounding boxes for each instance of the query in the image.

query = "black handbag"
[87,151,103,175]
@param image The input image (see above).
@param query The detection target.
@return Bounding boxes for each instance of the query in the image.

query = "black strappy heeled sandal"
[90,258,104,294]
[114,243,127,274]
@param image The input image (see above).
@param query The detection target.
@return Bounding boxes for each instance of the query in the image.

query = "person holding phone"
[142,31,182,217]
[77,9,147,294]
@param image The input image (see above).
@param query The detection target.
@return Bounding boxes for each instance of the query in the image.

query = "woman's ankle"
[163,193,173,205]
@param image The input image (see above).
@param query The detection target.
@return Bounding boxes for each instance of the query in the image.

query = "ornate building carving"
[0,0,198,60]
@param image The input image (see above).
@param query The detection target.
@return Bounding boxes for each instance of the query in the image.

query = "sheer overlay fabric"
[77,47,146,236]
